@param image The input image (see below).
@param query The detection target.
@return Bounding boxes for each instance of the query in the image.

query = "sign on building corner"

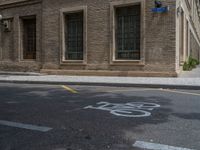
[152,0,169,13]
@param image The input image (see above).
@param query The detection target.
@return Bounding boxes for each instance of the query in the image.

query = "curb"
[0,72,41,76]
[0,80,200,90]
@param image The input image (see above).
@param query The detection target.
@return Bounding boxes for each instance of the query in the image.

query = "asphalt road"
[0,83,200,150]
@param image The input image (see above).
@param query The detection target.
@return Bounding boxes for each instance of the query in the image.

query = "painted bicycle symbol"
[84,102,160,118]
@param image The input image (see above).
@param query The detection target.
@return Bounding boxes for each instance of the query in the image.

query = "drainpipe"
[0,14,2,60]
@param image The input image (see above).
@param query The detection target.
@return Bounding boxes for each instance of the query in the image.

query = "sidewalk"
[0,73,200,89]
[0,66,200,89]
[179,65,200,78]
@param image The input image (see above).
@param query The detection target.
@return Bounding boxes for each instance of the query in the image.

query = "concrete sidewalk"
[179,65,200,78]
[0,74,200,89]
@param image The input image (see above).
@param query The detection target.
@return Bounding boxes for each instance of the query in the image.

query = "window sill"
[110,60,145,66]
[60,60,87,66]
[20,59,37,62]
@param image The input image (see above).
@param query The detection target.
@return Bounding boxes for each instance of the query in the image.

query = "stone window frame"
[0,17,13,61]
[19,15,37,62]
[110,0,145,65]
[60,6,87,65]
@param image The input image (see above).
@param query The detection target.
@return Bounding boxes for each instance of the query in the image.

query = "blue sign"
[152,7,169,13]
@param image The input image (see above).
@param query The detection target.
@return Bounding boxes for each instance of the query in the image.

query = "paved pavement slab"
[180,65,200,78]
[0,74,200,89]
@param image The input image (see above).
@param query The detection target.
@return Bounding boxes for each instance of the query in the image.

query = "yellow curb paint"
[159,89,200,96]
[62,85,78,94]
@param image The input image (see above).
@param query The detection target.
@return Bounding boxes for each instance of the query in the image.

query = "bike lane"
[0,84,200,150]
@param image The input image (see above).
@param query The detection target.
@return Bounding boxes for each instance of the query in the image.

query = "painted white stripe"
[133,141,195,150]
[108,88,200,97]
[160,89,200,96]
[107,88,154,93]
[0,120,52,132]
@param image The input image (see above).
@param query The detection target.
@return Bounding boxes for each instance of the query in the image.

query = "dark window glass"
[65,12,83,60]
[23,18,36,59]
[116,5,141,60]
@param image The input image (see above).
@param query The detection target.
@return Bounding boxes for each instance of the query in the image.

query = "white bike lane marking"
[0,120,52,132]
[84,102,160,118]
[133,141,195,150]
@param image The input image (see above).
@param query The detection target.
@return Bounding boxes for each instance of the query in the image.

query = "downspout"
[0,12,2,61]
[175,0,181,74]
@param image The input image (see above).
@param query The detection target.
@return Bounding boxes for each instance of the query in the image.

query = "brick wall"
[0,1,42,71]
[0,0,177,76]
[144,0,176,72]
[42,0,176,73]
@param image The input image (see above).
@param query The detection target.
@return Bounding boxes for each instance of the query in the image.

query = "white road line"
[159,89,200,96]
[133,141,195,150]
[107,88,155,93]
[107,88,200,97]
[0,120,52,132]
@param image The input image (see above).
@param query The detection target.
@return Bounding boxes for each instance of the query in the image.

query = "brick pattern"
[0,1,42,71]
[42,0,176,73]
[0,0,181,76]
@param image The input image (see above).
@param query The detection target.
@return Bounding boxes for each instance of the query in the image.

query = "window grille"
[65,12,83,60]
[23,18,36,60]
[116,5,141,60]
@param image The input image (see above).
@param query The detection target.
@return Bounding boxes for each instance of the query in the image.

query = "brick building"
[0,0,200,77]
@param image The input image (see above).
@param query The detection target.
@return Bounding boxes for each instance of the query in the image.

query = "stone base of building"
[0,62,178,77]
[40,69,178,77]
[0,61,41,72]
